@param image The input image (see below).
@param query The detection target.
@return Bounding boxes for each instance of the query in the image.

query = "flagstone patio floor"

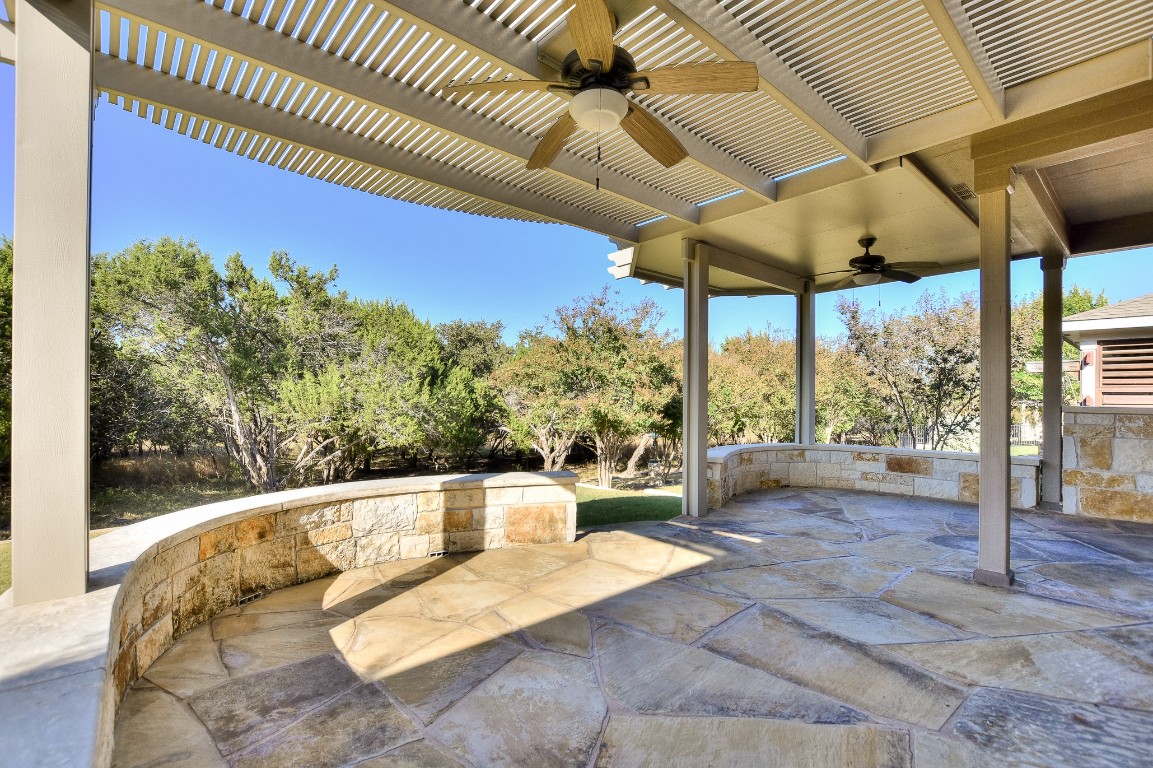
[112,488,1153,767]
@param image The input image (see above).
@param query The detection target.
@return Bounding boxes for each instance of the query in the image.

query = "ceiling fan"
[820,237,940,289]
[439,0,759,170]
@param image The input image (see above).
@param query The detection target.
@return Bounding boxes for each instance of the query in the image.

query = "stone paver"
[112,487,1153,767]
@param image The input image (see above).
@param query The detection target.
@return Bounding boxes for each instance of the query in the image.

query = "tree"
[718,328,797,443]
[838,290,981,450]
[551,289,678,488]
[96,238,379,489]
[816,338,878,444]
[492,335,580,472]
[1011,284,1108,410]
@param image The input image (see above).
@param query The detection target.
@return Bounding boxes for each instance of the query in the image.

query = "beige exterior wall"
[707,444,1039,511]
[1062,407,1153,521]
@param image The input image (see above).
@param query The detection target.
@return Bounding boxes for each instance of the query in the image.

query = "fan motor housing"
[561,47,637,90]
[849,254,885,271]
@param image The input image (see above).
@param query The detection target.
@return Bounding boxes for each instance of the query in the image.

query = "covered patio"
[112,487,1153,767]
[4,0,1153,765]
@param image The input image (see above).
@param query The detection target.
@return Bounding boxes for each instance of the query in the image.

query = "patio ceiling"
[13,0,1153,292]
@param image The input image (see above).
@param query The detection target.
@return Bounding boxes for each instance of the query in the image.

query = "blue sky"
[1,63,1150,343]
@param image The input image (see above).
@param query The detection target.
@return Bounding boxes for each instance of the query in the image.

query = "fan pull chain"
[596,135,602,191]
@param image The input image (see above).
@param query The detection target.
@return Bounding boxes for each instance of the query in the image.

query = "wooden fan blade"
[884,269,921,284]
[887,261,940,270]
[441,79,563,98]
[630,62,759,94]
[527,112,577,170]
[570,0,616,72]
[620,106,687,168]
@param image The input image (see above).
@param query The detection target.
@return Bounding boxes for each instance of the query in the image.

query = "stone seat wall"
[1063,406,1153,522]
[707,444,1039,510]
[0,471,577,768]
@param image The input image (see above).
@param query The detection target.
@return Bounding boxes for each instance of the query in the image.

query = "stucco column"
[11,0,94,604]
[682,239,709,517]
[975,187,1014,587]
[1040,253,1066,509]
[796,282,816,444]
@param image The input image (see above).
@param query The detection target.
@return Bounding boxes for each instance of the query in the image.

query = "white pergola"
[7,0,1153,603]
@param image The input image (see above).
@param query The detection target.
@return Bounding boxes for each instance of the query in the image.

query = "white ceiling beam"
[868,39,1152,163]
[100,0,698,225]
[658,0,871,175]
[95,56,640,243]
[0,22,14,65]
[384,0,777,202]
[918,0,1004,119]
[1015,169,1070,259]
[1070,212,1153,257]
[697,242,807,294]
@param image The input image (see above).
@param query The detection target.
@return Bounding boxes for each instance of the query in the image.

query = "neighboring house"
[1064,294,1153,406]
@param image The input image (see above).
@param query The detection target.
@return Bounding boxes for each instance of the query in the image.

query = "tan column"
[1040,253,1065,509]
[795,282,816,444]
[974,187,1014,587]
[11,0,93,604]
[682,239,709,516]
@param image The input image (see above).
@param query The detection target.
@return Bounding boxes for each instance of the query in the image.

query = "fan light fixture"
[852,272,882,286]
[569,87,629,132]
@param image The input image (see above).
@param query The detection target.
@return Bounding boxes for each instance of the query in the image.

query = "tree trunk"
[623,433,654,476]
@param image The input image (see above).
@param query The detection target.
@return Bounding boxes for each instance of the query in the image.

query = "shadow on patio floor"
[113,488,1153,767]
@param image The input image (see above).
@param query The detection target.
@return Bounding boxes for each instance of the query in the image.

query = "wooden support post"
[11,0,93,604]
[975,187,1014,587]
[1040,252,1065,509]
[796,282,816,445]
[682,240,709,517]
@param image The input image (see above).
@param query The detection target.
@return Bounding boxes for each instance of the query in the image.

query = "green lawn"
[0,540,9,595]
[0,530,109,596]
[90,480,253,530]
[1011,445,1040,457]
[0,482,252,596]
[576,485,682,528]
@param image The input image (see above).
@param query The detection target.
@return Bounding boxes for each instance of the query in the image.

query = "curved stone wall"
[707,444,1039,510]
[0,472,577,768]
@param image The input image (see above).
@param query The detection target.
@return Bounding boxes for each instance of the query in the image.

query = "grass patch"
[90,480,253,530]
[0,540,9,595]
[1010,445,1040,457]
[0,530,109,596]
[576,485,682,528]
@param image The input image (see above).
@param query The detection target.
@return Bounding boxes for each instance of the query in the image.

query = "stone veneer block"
[235,514,276,547]
[198,525,236,560]
[278,502,348,535]
[350,495,417,536]
[296,539,356,581]
[1112,438,1153,473]
[417,491,442,513]
[886,456,934,476]
[173,553,239,636]
[238,537,295,596]
[1116,413,1153,438]
[356,532,401,567]
[1078,489,1153,522]
[444,488,484,509]
[505,503,569,545]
